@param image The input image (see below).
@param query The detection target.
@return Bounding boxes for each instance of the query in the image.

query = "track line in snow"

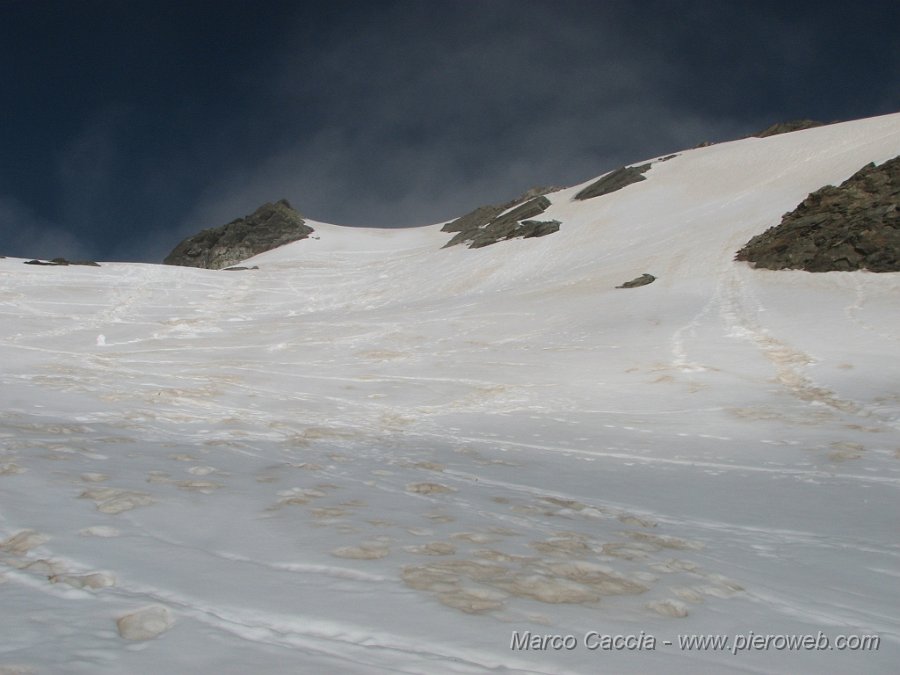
[414,432,900,486]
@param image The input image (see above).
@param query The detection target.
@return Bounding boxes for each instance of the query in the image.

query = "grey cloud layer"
[5,1,896,262]
[175,2,747,244]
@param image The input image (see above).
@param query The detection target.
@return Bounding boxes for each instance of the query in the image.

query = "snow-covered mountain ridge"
[1,112,899,674]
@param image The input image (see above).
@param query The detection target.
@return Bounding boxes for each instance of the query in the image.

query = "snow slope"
[1,112,899,674]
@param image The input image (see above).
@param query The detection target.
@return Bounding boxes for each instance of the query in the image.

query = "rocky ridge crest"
[441,187,561,249]
[735,156,900,272]
[164,199,313,269]
[752,119,825,138]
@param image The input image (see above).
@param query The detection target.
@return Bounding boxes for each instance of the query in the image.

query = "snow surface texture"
[1,113,899,674]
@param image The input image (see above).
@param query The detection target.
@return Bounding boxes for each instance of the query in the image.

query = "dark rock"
[753,119,824,138]
[441,187,559,233]
[164,199,313,269]
[735,156,900,272]
[222,265,259,271]
[442,188,561,249]
[616,273,656,289]
[465,196,552,248]
[519,220,561,239]
[23,258,100,267]
[573,164,651,201]
[441,204,507,234]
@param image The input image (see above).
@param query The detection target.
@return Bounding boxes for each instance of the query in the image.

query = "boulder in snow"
[736,156,900,272]
[616,273,656,288]
[164,199,313,269]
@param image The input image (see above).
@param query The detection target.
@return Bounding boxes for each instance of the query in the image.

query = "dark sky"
[1,0,898,262]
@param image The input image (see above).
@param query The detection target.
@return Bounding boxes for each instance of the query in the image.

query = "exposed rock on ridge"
[164,199,313,269]
[441,187,560,249]
[24,258,100,267]
[574,164,651,201]
[753,119,825,138]
[735,156,900,272]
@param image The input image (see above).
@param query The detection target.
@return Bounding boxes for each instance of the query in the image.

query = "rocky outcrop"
[441,187,560,249]
[735,156,900,272]
[753,119,824,138]
[518,219,561,239]
[24,258,100,267]
[616,273,656,288]
[164,199,313,269]
[574,164,651,201]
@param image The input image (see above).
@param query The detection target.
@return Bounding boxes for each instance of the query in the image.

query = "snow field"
[1,112,899,673]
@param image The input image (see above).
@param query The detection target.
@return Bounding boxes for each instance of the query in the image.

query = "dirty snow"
[1,113,899,673]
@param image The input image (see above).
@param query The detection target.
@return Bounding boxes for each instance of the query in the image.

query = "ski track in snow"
[1,114,899,673]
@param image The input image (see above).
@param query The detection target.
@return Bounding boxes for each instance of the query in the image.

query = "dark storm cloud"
[177,2,740,238]
[0,197,93,261]
[1,0,897,262]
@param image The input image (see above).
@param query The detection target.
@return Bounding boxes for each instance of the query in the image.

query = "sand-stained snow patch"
[672,587,705,604]
[450,531,497,544]
[492,574,600,604]
[531,534,594,557]
[700,574,745,597]
[19,559,66,575]
[0,665,38,674]
[647,599,689,618]
[0,530,49,554]
[186,465,217,476]
[79,525,120,538]
[310,507,348,519]
[367,518,395,527]
[542,496,591,512]
[51,571,115,590]
[340,499,367,508]
[146,471,172,484]
[828,441,866,462]
[408,461,445,472]
[399,527,713,614]
[80,487,154,514]
[624,531,703,551]
[175,480,222,493]
[473,549,537,564]
[402,565,462,592]
[601,542,658,560]
[618,514,657,528]
[649,558,699,574]
[80,472,109,482]
[437,587,508,614]
[116,605,175,640]
[273,487,327,507]
[404,542,457,556]
[406,527,433,536]
[331,542,390,559]
[402,560,509,592]
[406,482,457,495]
[439,560,511,582]
[0,463,26,475]
[538,561,650,596]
